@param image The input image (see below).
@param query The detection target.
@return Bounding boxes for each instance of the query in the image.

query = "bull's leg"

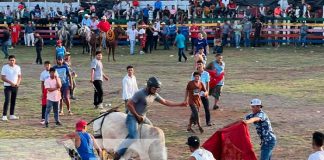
[112,46,116,62]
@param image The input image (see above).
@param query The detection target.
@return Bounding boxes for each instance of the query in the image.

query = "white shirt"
[122,74,138,100]
[308,151,324,160]
[127,29,138,41]
[222,0,230,7]
[139,28,146,38]
[1,64,21,86]
[191,148,215,160]
[40,70,50,82]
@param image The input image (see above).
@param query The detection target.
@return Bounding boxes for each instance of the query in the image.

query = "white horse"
[92,111,167,160]
[78,26,92,54]
[68,23,79,49]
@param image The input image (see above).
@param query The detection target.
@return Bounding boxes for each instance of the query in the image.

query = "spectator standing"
[48,7,57,21]
[243,99,277,160]
[300,21,308,47]
[90,51,109,109]
[308,131,324,160]
[184,71,207,133]
[1,55,21,121]
[243,18,252,47]
[161,22,170,50]
[253,18,263,47]
[44,67,62,128]
[170,5,177,22]
[233,20,242,48]
[168,20,177,46]
[25,21,35,47]
[145,24,154,53]
[81,14,91,27]
[195,33,209,55]
[191,60,211,126]
[138,24,146,54]
[1,28,10,59]
[174,30,187,62]
[64,53,77,100]
[142,4,150,24]
[10,21,21,48]
[55,40,66,60]
[34,33,44,64]
[190,21,200,51]
[5,5,13,25]
[39,61,51,124]
[148,7,154,23]
[53,56,72,116]
[206,53,225,110]
[152,21,160,50]
[178,22,189,51]
[126,25,138,55]
[153,0,162,19]
[126,17,136,31]
[122,65,138,113]
[221,21,231,46]
[187,136,215,160]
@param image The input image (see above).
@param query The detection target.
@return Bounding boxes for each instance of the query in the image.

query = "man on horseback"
[97,16,111,49]
[114,77,187,160]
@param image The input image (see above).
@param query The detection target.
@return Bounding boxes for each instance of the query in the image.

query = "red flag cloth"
[207,70,225,89]
[202,121,257,160]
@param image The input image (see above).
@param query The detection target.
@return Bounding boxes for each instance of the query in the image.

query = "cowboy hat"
[84,14,89,17]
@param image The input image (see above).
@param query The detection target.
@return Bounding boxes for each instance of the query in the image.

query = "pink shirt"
[44,77,61,102]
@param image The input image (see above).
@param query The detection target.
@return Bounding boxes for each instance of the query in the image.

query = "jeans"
[201,96,210,124]
[2,40,9,58]
[178,48,187,62]
[235,34,241,47]
[191,38,197,50]
[36,47,42,64]
[162,35,169,49]
[300,33,307,46]
[101,32,106,49]
[45,100,59,123]
[254,34,261,47]
[129,40,135,55]
[244,31,251,47]
[260,140,276,160]
[117,114,152,156]
[222,33,228,46]
[93,80,103,106]
[3,86,18,116]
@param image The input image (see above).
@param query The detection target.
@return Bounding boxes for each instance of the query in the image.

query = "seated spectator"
[132,0,139,7]
[274,5,282,18]
[227,0,237,18]
[154,0,162,19]
[244,6,252,19]
[142,4,149,24]
[202,0,212,17]
[308,131,324,160]
[163,6,170,19]
[56,7,63,17]
[170,5,177,22]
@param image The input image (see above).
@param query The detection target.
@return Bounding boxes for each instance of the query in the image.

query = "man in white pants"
[24,21,35,46]
[126,25,138,55]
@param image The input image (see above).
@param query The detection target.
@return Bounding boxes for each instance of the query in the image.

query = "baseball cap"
[75,120,87,131]
[186,136,200,147]
[250,98,262,106]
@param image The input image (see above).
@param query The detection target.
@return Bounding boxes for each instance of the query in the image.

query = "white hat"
[61,16,67,19]
[101,16,107,19]
[161,22,166,25]
[250,99,262,106]
[84,14,89,17]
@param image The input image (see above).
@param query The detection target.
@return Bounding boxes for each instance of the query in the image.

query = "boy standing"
[126,25,138,55]
[55,40,66,60]
[174,30,187,62]
[39,61,51,124]
[10,21,21,48]
[122,65,138,113]
[138,25,146,54]
[34,33,44,64]
[44,67,62,128]
[184,71,208,134]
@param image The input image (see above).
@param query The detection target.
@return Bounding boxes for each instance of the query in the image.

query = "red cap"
[75,120,87,131]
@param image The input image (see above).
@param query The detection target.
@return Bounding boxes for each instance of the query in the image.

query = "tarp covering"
[202,121,257,160]
[236,0,324,9]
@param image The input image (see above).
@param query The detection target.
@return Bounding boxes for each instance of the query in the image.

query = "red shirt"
[228,3,237,9]
[97,20,111,32]
[10,25,21,36]
[190,25,199,38]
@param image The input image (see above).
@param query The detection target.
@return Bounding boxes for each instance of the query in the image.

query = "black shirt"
[2,30,10,42]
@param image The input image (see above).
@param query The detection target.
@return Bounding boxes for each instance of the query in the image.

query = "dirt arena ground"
[0,45,323,160]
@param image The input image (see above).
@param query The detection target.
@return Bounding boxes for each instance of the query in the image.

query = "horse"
[78,26,92,55]
[57,26,71,51]
[68,23,79,49]
[100,26,125,62]
[91,110,167,160]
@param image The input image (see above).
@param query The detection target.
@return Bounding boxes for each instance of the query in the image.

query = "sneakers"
[56,121,62,126]
[40,119,45,125]
[44,122,49,128]
[2,116,8,121]
[9,115,19,120]
[213,105,219,110]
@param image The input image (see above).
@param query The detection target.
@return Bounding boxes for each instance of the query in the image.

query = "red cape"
[207,70,225,89]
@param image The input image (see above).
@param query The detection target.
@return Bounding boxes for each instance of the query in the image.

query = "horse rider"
[58,16,68,30]
[81,14,91,28]
[114,77,187,160]
[97,16,111,49]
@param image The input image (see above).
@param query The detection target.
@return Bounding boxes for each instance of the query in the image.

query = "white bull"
[92,112,167,160]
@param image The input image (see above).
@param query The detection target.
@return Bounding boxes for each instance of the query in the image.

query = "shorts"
[209,85,223,100]
[190,104,199,124]
[61,85,70,100]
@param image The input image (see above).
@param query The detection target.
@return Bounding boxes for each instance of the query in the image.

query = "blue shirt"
[154,1,162,10]
[82,18,91,27]
[76,132,97,160]
[245,110,276,145]
[195,38,208,55]
[25,25,35,34]
[213,61,225,85]
[168,24,177,35]
[53,64,70,86]
[142,8,149,17]
[55,46,66,59]
[174,34,186,49]
[162,25,169,36]
[178,26,189,38]
[191,71,210,96]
